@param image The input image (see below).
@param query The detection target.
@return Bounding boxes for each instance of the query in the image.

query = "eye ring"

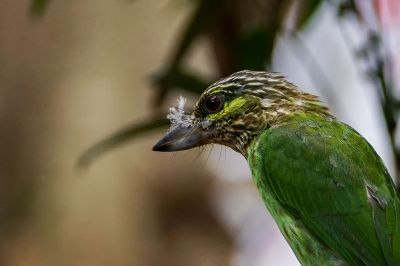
[204,94,224,114]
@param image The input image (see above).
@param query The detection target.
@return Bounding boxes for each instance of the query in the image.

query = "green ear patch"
[207,96,247,121]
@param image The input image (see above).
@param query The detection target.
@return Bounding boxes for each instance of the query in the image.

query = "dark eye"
[204,94,224,114]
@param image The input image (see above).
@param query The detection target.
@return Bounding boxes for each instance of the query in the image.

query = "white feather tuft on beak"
[166,96,193,131]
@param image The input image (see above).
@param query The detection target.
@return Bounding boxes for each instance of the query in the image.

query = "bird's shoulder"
[249,112,393,204]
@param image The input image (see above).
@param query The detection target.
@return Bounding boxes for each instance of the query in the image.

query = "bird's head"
[153,70,329,156]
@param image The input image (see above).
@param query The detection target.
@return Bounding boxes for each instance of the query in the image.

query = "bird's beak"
[152,124,210,152]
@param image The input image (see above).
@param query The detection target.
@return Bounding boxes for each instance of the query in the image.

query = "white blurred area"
[207,2,400,266]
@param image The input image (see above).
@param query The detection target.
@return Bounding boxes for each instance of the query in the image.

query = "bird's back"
[247,112,400,265]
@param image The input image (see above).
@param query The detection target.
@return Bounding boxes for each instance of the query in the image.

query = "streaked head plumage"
[155,70,330,155]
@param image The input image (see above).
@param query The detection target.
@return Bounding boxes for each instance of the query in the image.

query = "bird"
[152,70,400,266]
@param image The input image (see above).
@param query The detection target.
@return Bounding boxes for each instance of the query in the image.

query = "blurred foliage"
[30,0,52,15]
[78,115,169,168]
[333,0,400,185]
[63,0,399,185]
[152,68,209,104]
[297,0,325,28]
[78,0,323,167]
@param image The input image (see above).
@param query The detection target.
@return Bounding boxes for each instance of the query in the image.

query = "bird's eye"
[204,94,224,114]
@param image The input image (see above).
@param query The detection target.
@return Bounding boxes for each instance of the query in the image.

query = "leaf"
[237,27,275,70]
[153,0,219,105]
[77,115,169,169]
[297,0,323,29]
[152,67,209,96]
[30,0,52,16]
[170,0,219,66]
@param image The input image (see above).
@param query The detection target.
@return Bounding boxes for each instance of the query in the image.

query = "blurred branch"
[77,115,169,169]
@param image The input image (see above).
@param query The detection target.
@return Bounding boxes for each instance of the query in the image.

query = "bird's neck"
[242,110,333,158]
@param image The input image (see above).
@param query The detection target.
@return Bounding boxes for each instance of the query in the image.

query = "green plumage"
[153,70,400,265]
[248,112,400,265]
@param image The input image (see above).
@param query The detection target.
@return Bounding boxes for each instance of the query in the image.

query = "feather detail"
[166,96,193,131]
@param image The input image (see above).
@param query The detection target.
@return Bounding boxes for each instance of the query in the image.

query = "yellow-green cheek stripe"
[207,97,247,121]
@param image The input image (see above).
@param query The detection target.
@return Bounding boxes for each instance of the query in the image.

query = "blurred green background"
[0,0,399,265]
